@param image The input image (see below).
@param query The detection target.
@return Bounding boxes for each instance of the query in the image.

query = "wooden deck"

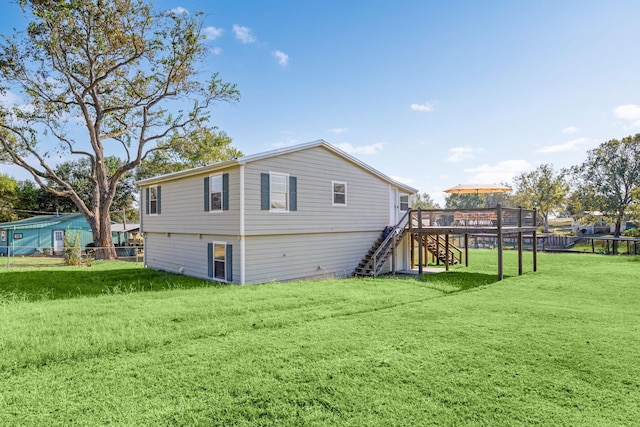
[406,205,540,280]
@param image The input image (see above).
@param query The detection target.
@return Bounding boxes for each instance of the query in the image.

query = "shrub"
[63,231,82,266]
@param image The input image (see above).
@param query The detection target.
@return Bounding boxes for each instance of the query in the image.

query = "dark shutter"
[145,188,150,215]
[261,173,270,210]
[156,186,161,214]
[207,243,213,278]
[289,176,297,211]
[226,244,233,282]
[222,173,229,210]
[204,176,210,211]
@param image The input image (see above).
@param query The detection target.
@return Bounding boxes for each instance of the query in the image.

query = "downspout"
[140,188,146,267]
[239,164,246,284]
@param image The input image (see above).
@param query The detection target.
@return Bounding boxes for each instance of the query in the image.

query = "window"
[0,230,5,242]
[271,173,288,210]
[210,174,222,211]
[147,185,161,215]
[399,194,410,211]
[204,173,229,212]
[208,242,232,282]
[261,172,297,211]
[332,181,347,206]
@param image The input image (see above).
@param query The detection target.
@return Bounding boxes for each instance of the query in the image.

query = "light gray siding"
[142,167,240,236]
[144,232,239,283]
[244,146,392,236]
[243,230,381,284]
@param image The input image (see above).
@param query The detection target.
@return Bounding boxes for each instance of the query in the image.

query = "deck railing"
[409,206,539,230]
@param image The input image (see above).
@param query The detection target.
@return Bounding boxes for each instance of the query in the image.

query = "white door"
[389,187,398,225]
[53,230,64,254]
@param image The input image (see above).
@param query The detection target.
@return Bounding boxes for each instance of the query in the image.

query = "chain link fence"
[1,245,143,268]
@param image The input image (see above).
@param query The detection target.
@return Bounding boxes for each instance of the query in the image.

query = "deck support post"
[445,233,450,271]
[533,208,537,272]
[464,233,469,267]
[417,208,423,275]
[518,207,523,276]
[497,204,504,281]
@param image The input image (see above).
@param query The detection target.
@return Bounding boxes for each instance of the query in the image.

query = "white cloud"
[336,142,384,155]
[410,101,437,112]
[390,175,415,186]
[169,7,188,15]
[329,128,348,134]
[203,26,223,40]
[562,126,580,134]
[210,47,222,55]
[464,160,531,184]
[233,25,256,44]
[613,104,640,128]
[536,137,590,153]
[0,90,21,106]
[272,50,289,66]
[447,145,481,162]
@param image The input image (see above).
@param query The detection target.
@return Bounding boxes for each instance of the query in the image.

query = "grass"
[1,251,639,426]
[0,260,213,301]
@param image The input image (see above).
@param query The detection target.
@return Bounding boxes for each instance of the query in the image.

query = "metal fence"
[1,245,143,268]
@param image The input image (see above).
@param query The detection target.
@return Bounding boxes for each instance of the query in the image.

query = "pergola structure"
[407,205,539,280]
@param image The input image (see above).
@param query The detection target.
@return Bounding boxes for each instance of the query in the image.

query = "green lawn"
[0,251,638,426]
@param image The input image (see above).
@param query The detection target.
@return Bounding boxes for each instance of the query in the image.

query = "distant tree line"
[415,133,640,253]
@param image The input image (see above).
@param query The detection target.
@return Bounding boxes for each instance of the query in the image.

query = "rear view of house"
[137,140,417,284]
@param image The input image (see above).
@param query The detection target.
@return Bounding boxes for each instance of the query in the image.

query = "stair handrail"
[372,211,410,275]
[426,234,462,264]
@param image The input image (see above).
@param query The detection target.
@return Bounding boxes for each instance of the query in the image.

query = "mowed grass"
[0,251,639,426]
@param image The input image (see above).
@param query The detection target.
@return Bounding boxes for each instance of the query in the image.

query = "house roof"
[135,139,418,194]
[0,213,88,230]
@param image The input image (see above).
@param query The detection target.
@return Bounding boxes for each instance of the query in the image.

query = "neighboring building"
[137,140,418,284]
[0,213,94,256]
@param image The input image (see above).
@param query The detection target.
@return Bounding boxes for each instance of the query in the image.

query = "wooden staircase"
[423,235,461,266]
[353,212,409,277]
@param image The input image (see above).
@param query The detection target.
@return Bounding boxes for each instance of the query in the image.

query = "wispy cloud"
[390,175,415,186]
[329,128,348,134]
[210,47,222,55]
[447,145,481,162]
[0,90,21,106]
[614,104,640,128]
[203,26,223,40]
[169,7,188,15]
[410,101,437,112]
[536,137,590,153]
[336,142,384,155]
[272,50,289,66]
[464,160,531,184]
[562,126,580,134]
[233,24,256,44]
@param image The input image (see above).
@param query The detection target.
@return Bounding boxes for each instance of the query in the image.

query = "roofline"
[135,139,418,194]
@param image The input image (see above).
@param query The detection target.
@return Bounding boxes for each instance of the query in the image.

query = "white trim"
[399,193,410,212]
[211,241,227,282]
[332,180,347,206]
[239,165,246,285]
[208,173,223,213]
[269,171,290,212]
[148,185,159,216]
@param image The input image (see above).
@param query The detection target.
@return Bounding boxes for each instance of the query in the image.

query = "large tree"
[0,173,18,222]
[572,134,640,252]
[512,164,568,233]
[411,192,441,210]
[0,0,239,258]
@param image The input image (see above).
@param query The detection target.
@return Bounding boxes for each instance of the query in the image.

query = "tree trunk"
[87,210,117,260]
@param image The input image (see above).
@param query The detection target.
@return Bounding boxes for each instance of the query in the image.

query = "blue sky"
[3,0,640,205]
